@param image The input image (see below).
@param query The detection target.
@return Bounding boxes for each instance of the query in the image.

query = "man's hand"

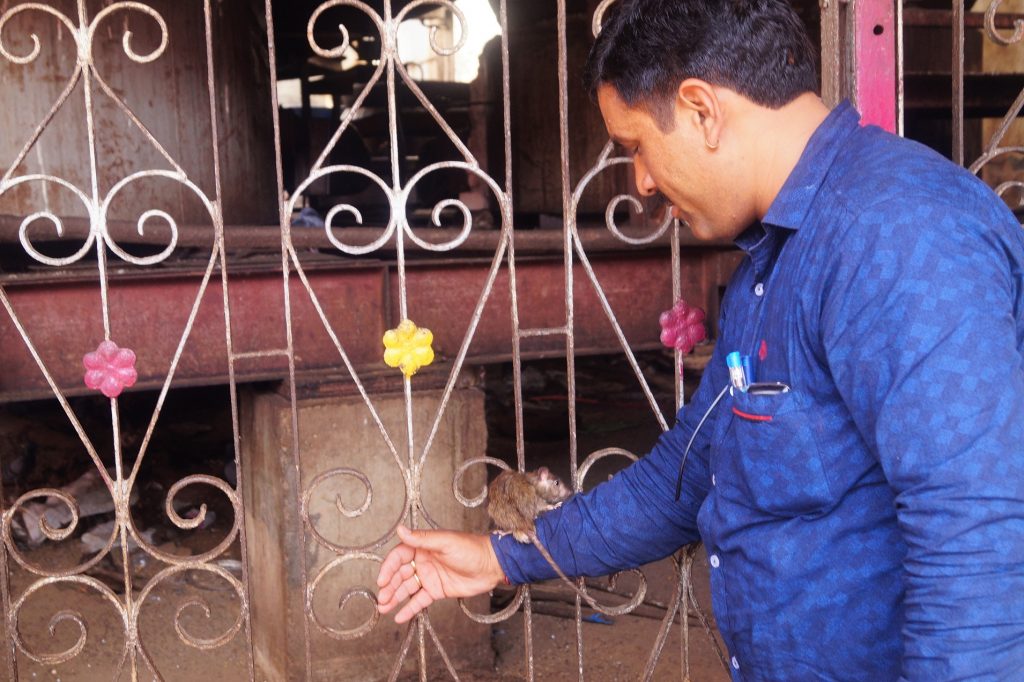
[376,525,506,624]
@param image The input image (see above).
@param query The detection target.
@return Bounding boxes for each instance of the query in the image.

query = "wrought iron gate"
[0,0,1020,679]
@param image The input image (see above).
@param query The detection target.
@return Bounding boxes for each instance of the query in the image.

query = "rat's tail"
[530,536,613,615]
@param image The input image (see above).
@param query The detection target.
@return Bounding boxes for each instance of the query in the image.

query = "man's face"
[596,84,750,242]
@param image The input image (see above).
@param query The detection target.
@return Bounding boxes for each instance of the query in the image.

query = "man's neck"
[746,93,831,219]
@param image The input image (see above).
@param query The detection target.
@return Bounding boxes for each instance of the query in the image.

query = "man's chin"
[680,217,709,240]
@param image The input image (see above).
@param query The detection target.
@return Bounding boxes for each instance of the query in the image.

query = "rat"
[487,467,609,613]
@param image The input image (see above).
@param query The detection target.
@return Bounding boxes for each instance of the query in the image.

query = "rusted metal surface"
[894,0,1024,199]
[818,0,844,109]
[0,0,742,679]
[1,215,730,252]
[0,249,737,403]
[0,1,259,679]
[0,0,276,226]
[853,0,897,132]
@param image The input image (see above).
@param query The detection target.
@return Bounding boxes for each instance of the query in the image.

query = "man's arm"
[822,198,1024,679]
[378,319,731,622]
[493,338,730,584]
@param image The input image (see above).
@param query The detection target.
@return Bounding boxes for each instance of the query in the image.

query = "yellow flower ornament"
[383,319,435,378]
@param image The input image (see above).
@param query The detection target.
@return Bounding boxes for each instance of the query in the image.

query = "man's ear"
[676,79,722,149]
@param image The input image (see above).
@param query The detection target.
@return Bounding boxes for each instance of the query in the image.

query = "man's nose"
[633,158,657,197]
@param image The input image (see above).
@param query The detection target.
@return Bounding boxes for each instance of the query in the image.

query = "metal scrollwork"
[1,175,96,266]
[307,553,382,640]
[136,564,248,651]
[288,165,398,255]
[5,489,80,544]
[401,163,509,252]
[993,179,1024,209]
[126,475,243,567]
[87,2,169,65]
[573,143,673,246]
[985,0,1024,46]
[452,457,532,624]
[574,448,649,616]
[2,486,120,579]
[0,3,78,65]
[394,0,468,57]
[302,467,406,553]
[969,145,1024,177]
[100,170,217,266]
[307,0,384,59]
[592,0,619,38]
[452,456,508,508]
[10,575,125,666]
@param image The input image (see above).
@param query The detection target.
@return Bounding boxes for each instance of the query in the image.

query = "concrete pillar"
[240,369,492,681]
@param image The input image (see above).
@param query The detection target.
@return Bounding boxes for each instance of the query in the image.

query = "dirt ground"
[1,350,729,681]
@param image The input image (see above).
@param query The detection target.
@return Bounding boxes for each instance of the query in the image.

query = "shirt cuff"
[490,532,544,586]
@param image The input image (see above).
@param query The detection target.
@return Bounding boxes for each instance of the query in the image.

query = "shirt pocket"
[723,388,834,516]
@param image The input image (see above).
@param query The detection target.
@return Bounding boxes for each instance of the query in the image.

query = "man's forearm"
[491,417,711,584]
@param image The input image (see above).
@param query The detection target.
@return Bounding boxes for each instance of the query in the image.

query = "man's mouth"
[644,192,672,223]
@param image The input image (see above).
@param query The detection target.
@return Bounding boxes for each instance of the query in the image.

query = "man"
[377,0,1024,678]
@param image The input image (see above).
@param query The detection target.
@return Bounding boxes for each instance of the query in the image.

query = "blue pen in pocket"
[726,352,748,392]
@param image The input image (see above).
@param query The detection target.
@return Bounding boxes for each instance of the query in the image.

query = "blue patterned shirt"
[492,101,1024,680]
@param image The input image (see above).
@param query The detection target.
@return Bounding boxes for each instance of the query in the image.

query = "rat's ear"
[537,466,550,478]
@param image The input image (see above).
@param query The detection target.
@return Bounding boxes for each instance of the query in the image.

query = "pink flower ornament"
[83,340,138,398]
[659,299,707,356]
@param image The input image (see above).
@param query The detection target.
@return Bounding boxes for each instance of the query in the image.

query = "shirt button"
[712,474,716,486]
[710,554,720,568]
[732,656,740,670]
[754,282,765,296]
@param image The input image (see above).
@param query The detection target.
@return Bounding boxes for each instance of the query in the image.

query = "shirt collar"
[732,100,860,277]
[760,100,861,232]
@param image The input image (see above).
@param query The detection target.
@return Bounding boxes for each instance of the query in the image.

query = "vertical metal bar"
[896,0,905,136]
[952,0,965,165]
[77,0,111,342]
[523,586,535,682]
[203,0,224,207]
[555,1,584,680]
[671,223,682,413]
[77,0,132,675]
[262,0,315,678]
[680,553,692,681]
[502,0,527,472]
[0,468,18,681]
[417,617,428,682]
[556,0,577,489]
[497,1,530,678]
[385,0,409,323]
[110,401,139,682]
[853,0,898,132]
[820,0,843,108]
[203,0,257,675]
[383,2,426,676]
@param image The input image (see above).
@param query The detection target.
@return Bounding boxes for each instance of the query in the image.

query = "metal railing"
[0,0,731,679]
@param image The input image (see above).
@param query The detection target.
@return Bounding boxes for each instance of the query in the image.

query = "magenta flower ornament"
[659,299,707,376]
[83,340,138,398]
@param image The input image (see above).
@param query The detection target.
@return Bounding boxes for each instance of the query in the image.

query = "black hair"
[585,0,818,121]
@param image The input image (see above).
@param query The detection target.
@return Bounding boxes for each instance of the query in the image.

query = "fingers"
[376,557,415,606]
[377,542,415,589]
[377,562,419,614]
[394,584,436,624]
[396,524,448,552]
